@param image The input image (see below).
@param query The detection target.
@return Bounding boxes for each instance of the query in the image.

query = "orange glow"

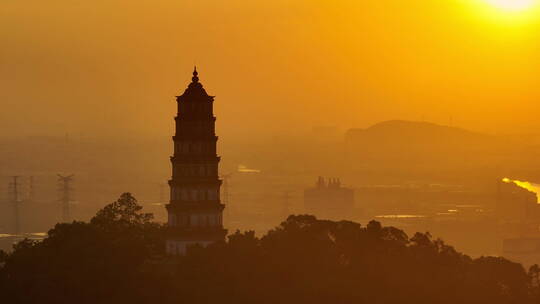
[502,178,540,203]
[2,1,540,138]
[486,0,536,11]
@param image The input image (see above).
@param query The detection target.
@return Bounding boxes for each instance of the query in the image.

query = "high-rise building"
[166,68,226,255]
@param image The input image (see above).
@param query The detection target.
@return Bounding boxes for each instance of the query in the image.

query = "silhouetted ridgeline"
[344,120,540,182]
[345,120,497,166]
[1,193,539,304]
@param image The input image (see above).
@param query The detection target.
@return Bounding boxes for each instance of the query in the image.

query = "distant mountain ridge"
[346,120,490,144]
[344,120,510,175]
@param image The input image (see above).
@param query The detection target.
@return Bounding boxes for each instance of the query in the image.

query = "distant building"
[304,177,355,219]
[165,68,226,255]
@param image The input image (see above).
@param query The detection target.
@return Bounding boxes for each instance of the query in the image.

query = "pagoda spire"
[180,66,209,97]
[192,66,199,83]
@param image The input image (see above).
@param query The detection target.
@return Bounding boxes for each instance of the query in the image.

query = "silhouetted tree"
[0,193,164,304]
[91,192,153,226]
[1,202,539,304]
[529,264,540,301]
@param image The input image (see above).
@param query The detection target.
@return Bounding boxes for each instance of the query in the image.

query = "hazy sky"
[2,0,540,139]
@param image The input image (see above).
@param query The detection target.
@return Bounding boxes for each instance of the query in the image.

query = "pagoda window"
[183,214,189,226]
[178,215,182,226]
[192,214,200,227]
[207,189,215,200]
[168,214,177,226]
[199,190,205,200]
[176,165,185,176]
[181,190,185,200]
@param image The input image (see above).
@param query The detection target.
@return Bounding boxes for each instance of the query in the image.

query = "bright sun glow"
[486,0,536,11]
[502,178,540,204]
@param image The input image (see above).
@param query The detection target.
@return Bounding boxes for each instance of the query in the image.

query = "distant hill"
[344,120,520,179]
[348,119,493,146]
[346,120,495,150]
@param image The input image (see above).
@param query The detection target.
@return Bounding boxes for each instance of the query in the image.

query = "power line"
[57,174,74,223]
[9,176,21,234]
[28,176,35,203]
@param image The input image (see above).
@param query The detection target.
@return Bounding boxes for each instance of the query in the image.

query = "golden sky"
[2,0,540,138]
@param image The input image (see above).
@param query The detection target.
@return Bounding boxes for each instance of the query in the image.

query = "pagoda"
[166,68,226,255]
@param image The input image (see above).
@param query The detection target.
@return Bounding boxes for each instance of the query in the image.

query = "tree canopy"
[1,194,539,304]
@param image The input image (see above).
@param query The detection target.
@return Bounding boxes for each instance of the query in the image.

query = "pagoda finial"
[192,66,199,83]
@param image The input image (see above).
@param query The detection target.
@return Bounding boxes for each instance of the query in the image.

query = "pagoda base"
[166,228,227,255]
[166,239,213,255]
